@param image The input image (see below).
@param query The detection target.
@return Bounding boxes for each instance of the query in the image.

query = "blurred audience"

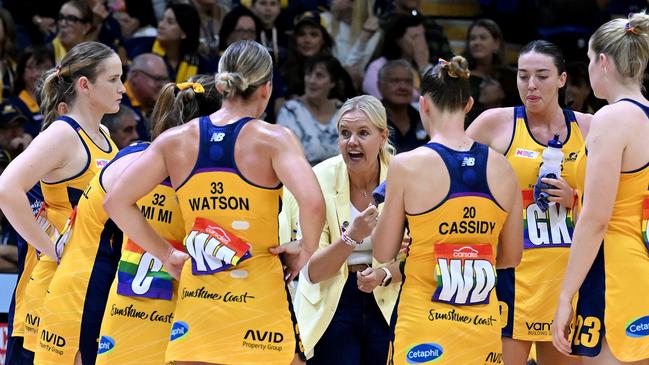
[250,0,285,63]
[322,0,381,89]
[0,8,17,100]
[277,55,345,165]
[101,105,140,149]
[11,45,54,137]
[564,61,606,114]
[0,148,18,272]
[377,59,427,153]
[363,14,428,100]
[0,101,31,158]
[218,6,262,54]
[193,0,227,57]
[50,0,95,63]
[123,53,169,141]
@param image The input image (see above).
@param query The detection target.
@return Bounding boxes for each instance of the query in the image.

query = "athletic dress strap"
[617,98,649,118]
[424,141,496,202]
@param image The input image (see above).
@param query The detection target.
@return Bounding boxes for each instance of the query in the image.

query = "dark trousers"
[308,274,390,365]
[5,336,34,365]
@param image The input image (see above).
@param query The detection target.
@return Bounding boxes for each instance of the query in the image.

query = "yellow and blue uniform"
[5,185,43,363]
[97,143,186,365]
[22,116,116,353]
[390,142,508,365]
[165,116,303,364]
[497,106,584,341]
[571,98,649,361]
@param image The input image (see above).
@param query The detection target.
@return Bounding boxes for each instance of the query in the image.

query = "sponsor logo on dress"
[515,148,539,159]
[242,329,284,352]
[626,315,649,338]
[406,343,443,363]
[95,159,109,168]
[526,321,552,336]
[170,321,189,341]
[97,336,115,355]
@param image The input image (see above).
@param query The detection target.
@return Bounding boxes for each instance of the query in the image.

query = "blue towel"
[533,173,557,212]
[373,181,387,204]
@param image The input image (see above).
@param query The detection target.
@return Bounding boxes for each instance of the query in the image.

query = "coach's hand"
[269,239,314,283]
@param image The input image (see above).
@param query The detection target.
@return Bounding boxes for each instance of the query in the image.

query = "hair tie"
[55,65,62,79]
[437,58,449,66]
[176,82,205,93]
[625,22,639,35]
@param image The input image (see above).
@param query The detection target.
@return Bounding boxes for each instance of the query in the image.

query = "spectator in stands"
[363,14,429,100]
[465,66,518,128]
[117,0,158,39]
[277,55,345,165]
[251,0,285,63]
[379,0,453,63]
[193,0,227,57]
[123,53,169,141]
[218,6,262,54]
[280,11,334,99]
[50,0,95,63]
[463,19,507,78]
[322,0,381,89]
[11,45,54,138]
[0,148,18,272]
[127,1,210,83]
[281,11,356,102]
[0,8,17,99]
[565,61,605,114]
[378,59,427,153]
[101,105,140,149]
[462,19,508,126]
[0,101,31,158]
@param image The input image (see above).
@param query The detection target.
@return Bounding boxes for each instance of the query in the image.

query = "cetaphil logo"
[170,321,189,341]
[406,343,443,364]
[97,336,115,355]
[626,315,649,337]
[515,148,539,159]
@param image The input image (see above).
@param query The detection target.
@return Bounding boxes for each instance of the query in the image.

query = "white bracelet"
[341,231,363,247]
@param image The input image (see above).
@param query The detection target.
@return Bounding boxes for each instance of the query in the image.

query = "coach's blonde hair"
[335,95,395,165]
[215,40,273,99]
[590,11,649,82]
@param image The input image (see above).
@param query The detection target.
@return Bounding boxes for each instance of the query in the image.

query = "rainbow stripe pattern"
[522,190,574,249]
[116,239,184,300]
[642,198,649,252]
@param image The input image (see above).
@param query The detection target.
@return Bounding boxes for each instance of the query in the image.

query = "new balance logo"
[210,132,225,142]
[461,157,475,166]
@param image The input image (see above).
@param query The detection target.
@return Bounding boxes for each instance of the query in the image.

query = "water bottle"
[538,134,564,206]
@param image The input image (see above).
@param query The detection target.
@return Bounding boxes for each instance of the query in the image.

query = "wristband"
[379,267,392,286]
[341,231,363,247]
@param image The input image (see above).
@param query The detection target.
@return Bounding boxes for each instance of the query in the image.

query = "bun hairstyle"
[39,41,115,130]
[215,40,273,99]
[591,11,649,82]
[421,56,471,112]
[150,74,222,139]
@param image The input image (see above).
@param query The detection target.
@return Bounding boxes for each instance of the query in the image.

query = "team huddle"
[1,10,649,365]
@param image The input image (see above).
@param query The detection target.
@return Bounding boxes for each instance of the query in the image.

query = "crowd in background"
[0,0,645,271]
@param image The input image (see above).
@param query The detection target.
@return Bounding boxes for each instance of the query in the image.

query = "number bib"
[523,190,574,249]
[184,217,252,275]
[432,244,496,306]
[117,239,182,300]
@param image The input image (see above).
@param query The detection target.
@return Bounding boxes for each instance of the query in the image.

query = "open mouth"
[348,151,364,161]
